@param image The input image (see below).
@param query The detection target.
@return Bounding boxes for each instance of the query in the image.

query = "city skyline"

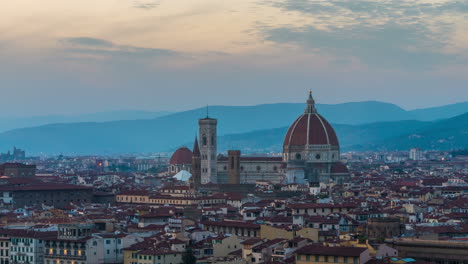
[1,0,468,116]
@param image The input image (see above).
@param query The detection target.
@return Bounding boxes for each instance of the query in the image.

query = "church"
[169,92,349,186]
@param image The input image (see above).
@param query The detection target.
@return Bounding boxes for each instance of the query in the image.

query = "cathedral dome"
[283,92,339,149]
[170,147,193,165]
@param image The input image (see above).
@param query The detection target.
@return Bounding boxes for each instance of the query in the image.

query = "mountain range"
[0,110,172,132]
[0,101,466,155]
[218,113,468,152]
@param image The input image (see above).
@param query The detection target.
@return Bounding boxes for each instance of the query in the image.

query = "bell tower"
[198,116,218,184]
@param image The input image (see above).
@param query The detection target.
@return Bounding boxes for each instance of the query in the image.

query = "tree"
[182,248,197,264]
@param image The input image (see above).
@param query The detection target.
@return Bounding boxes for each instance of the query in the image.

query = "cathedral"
[169,92,349,186]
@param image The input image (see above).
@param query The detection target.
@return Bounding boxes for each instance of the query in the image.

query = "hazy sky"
[1,0,468,116]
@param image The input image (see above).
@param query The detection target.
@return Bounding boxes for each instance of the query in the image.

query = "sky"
[1,0,468,116]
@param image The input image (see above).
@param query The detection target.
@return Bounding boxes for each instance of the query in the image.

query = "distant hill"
[0,110,172,132]
[409,102,468,121]
[218,113,468,153]
[0,101,466,155]
[353,112,468,151]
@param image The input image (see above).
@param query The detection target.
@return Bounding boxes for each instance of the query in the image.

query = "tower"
[199,117,218,184]
[228,150,241,184]
[191,136,201,188]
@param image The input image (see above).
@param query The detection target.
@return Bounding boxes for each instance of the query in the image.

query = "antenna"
[206,105,209,118]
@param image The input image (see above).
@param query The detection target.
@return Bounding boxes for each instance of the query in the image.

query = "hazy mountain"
[353,112,468,151]
[218,113,468,152]
[0,110,172,132]
[408,102,468,121]
[0,101,466,155]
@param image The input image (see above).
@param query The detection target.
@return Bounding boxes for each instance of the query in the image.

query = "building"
[217,154,285,184]
[168,92,350,186]
[0,147,26,161]
[199,117,218,184]
[44,224,131,264]
[409,148,422,161]
[283,92,349,185]
[366,218,404,241]
[167,147,193,175]
[0,163,35,178]
[202,221,261,238]
[0,183,93,208]
[0,234,9,264]
[295,245,370,264]
[385,238,468,264]
[7,229,56,264]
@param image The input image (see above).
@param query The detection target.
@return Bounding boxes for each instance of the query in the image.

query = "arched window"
[315,154,321,160]
[295,153,301,160]
[202,135,207,146]
[256,166,261,171]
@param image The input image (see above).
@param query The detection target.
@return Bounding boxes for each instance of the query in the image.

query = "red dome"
[283,113,339,148]
[170,147,193,165]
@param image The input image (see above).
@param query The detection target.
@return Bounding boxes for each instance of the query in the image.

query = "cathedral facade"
[183,92,349,186]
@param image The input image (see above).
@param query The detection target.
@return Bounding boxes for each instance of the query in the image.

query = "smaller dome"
[170,147,193,165]
[331,162,349,174]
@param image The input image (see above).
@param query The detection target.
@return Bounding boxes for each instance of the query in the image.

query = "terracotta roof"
[169,147,192,165]
[218,156,283,162]
[283,113,339,148]
[297,245,366,256]
[331,162,349,174]
[0,183,91,192]
[202,220,260,229]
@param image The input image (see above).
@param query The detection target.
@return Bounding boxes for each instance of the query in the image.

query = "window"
[325,256,329,262]
[306,255,310,261]
[344,256,348,263]
[354,257,358,264]
[297,255,301,261]
[334,256,338,263]
[295,153,301,160]
[316,154,321,160]
[315,255,319,261]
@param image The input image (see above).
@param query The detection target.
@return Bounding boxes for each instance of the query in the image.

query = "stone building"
[43,224,131,264]
[0,183,93,208]
[366,218,404,241]
[199,117,218,184]
[0,163,36,178]
[217,155,285,184]
[172,92,350,186]
[283,92,349,185]
[7,229,56,264]
[167,147,192,175]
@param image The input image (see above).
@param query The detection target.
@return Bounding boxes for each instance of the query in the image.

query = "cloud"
[61,37,113,47]
[259,0,468,69]
[59,37,180,61]
[133,0,161,9]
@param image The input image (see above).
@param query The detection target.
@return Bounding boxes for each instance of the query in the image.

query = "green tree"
[182,248,197,264]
